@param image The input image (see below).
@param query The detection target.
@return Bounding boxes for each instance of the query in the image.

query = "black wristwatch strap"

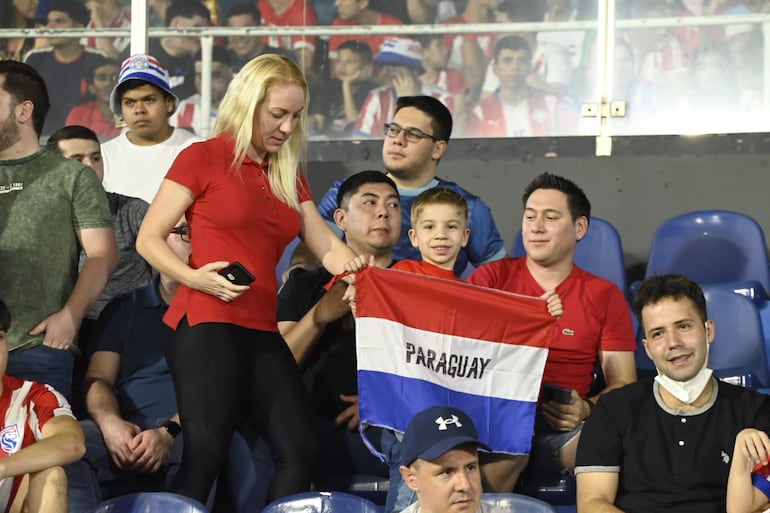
[162,419,182,438]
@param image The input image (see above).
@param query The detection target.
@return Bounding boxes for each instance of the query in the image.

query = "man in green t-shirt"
[0,60,117,399]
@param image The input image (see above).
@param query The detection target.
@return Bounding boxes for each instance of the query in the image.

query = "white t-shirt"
[502,100,533,138]
[102,128,201,203]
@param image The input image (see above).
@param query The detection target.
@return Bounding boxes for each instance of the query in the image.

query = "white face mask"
[654,323,712,405]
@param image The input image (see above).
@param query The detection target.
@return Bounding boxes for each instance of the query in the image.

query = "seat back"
[275,237,301,288]
[88,492,209,513]
[261,491,381,513]
[645,210,770,297]
[703,285,769,387]
[481,493,558,512]
[511,217,628,299]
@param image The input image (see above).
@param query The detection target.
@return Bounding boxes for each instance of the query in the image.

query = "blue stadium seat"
[511,217,629,300]
[87,492,209,513]
[515,470,576,507]
[634,283,770,387]
[642,210,770,304]
[275,237,301,287]
[702,285,769,388]
[261,491,381,513]
[482,493,558,512]
[312,473,389,505]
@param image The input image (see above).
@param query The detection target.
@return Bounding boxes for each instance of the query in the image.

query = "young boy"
[393,187,469,281]
[101,53,200,203]
[309,40,379,138]
[393,187,563,317]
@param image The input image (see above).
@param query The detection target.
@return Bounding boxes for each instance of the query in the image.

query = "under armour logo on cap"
[435,414,462,431]
[401,405,491,466]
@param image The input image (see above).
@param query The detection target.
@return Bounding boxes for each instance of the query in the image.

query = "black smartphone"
[541,383,573,404]
[218,261,256,285]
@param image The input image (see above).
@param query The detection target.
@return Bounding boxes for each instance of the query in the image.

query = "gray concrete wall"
[306,135,770,281]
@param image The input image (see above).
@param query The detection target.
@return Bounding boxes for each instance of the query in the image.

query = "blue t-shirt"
[317,177,506,276]
[91,278,176,429]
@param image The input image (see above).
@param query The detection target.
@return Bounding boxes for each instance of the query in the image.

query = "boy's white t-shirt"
[102,128,201,203]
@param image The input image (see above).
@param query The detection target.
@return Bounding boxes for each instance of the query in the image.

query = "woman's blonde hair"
[214,54,309,210]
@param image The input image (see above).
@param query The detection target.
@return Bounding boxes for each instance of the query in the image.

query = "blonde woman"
[136,54,358,504]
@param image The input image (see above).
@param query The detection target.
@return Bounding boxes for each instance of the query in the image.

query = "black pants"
[164,319,318,504]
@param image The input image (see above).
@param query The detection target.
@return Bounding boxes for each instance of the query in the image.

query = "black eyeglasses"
[170,225,191,242]
[383,122,438,143]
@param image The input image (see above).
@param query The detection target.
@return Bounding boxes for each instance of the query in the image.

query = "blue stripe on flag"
[359,370,536,459]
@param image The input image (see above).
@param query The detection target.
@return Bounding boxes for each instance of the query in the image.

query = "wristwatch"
[162,419,182,438]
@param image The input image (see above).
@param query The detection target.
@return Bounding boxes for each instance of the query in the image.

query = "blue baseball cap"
[401,406,491,466]
[110,54,179,115]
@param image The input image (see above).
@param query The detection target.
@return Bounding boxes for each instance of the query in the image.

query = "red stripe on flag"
[356,267,556,349]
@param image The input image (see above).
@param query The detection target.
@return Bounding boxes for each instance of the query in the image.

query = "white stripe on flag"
[357,317,548,403]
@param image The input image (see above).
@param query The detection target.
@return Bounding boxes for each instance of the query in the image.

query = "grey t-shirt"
[0,149,112,351]
[80,192,151,319]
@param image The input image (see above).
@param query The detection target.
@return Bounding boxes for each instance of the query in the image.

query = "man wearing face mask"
[575,274,770,513]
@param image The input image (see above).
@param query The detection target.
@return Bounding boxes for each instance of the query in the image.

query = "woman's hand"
[190,261,250,302]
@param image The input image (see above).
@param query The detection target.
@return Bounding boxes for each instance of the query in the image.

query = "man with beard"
[0,60,117,399]
[317,95,506,277]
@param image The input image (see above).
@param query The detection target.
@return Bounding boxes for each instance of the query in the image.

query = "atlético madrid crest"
[0,425,20,454]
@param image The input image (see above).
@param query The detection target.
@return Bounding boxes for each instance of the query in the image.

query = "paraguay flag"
[356,267,557,457]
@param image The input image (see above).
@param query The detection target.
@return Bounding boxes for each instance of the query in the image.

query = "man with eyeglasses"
[318,95,506,277]
[64,218,190,511]
[65,218,274,512]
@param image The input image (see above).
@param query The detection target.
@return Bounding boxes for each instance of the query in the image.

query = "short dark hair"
[522,173,591,224]
[632,274,708,332]
[194,45,232,67]
[92,58,120,82]
[48,0,90,26]
[0,60,50,137]
[395,95,452,143]
[225,2,261,24]
[0,298,10,333]
[338,40,373,64]
[336,170,399,209]
[166,0,211,25]
[46,125,99,154]
[493,34,532,62]
[416,33,442,49]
